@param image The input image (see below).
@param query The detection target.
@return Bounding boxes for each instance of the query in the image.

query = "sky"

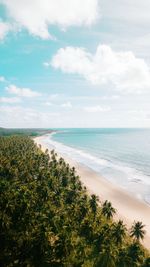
[0,0,150,128]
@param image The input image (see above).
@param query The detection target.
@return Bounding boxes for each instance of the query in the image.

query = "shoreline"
[34,135,150,250]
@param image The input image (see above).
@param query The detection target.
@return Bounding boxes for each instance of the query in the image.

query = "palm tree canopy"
[0,136,148,266]
[112,220,127,245]
[130,221,146,241]
[101,200,116,219]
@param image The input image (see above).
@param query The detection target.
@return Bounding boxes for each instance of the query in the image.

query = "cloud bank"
[0,97,21,104]
[6,84,41,98]
[51,44,150,93]
[0,0,99,39]
[0,105,59,128]
[84,105,111,113]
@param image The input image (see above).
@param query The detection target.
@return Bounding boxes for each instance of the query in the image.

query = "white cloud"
[128,109,150,122]
[66,95,120,101]
[0,21,18,40]
[6,84,41,98]
[48,94,59,100]
[0,96,21,104]
[0,0,99,39]
[102,0,150,25]
[0,21,12,40]
[42,94,60,106]
[147,113,150,119]
[51,47,92,75]
[0,105,59,128]
[61,101,72,108]
[44,102,53,106]
[0,76,5,82]
[84,105,111,113]
[43,100,72,108]
[101,95,120,100]
[51,44,150,93]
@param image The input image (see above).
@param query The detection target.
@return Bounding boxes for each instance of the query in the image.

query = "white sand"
[34,135,150,250]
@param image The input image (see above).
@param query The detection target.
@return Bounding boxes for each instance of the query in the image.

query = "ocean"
[43,128,150,204]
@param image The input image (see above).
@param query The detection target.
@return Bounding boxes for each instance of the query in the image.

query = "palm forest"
[0,135,150,267]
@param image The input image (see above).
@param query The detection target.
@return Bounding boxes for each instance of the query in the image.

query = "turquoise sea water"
[44,128,150,204]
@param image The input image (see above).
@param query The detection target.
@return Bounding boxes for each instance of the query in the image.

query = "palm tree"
[130,221,146,242]
[101,200,116,220]
[112,220,127,245]
[89,194,99,216]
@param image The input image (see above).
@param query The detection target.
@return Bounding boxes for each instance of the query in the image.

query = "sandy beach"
[34,135,150,250]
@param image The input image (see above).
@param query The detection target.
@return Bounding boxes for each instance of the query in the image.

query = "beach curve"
[34,134,150,250]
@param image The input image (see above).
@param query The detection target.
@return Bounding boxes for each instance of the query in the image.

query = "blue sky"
[0,0,150,128]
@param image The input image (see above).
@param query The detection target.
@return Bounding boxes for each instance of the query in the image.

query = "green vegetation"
[130,222,146,242]
[0,136,149,267]
[0,127,53,137]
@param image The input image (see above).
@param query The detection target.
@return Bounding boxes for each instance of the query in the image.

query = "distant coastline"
[0,127,54,137]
